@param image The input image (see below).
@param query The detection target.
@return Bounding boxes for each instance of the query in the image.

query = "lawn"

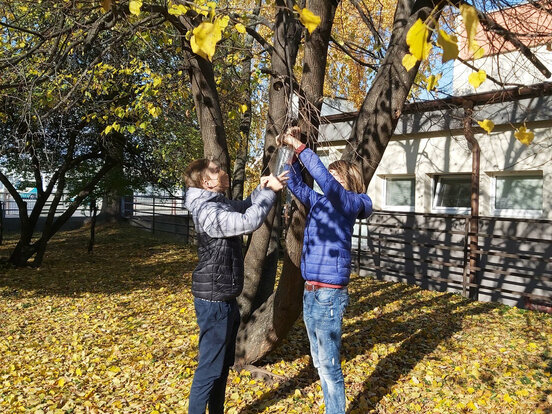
[1,224,551,413]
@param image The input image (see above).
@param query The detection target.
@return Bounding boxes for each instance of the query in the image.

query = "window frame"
[431,174,472,214]
[491,171,543,218]
[382,175,416,212]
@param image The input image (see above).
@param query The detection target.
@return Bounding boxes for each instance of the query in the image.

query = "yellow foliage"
[1,225,551,413]
[460,4,482,56]
[437,29,459,63]
[129,0,142,16]
[402,53,418,72]
[235,23,246,34]
[190,18,226,61]
[514,124,535,145]
[426,73,441,91]
[293,5,321,34]
[406,19,432,61]
[468,69,486,89]
[477,119,494,134]
[168,2,188,16]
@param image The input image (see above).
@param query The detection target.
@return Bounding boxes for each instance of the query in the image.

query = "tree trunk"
[184,50,230,177]
[100,131,126,222]
[235,0,338,365]
[88,198,98,253]
[341,0,432,182]
[235,0,303,329]
[231,0,261,201]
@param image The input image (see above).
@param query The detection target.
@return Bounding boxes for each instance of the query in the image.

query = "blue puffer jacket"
[287,148,373,286]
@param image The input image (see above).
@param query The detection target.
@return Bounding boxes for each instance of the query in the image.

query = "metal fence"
[122,195,195,244]
[353,211,552,310]
[4,192,549,311]
[123,196,551,310]
[0,192,92,218]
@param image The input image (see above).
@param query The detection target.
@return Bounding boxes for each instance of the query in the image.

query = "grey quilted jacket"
[184,185,276,301]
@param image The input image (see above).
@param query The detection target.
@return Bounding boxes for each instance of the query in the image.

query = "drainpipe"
[463,100,480,300]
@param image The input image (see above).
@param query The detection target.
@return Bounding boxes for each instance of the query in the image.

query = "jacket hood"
[357,194,373,219]
[184,187,222,212]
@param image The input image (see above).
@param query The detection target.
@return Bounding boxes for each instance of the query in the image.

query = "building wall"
[366,121,552,219]
[453,45,552,96]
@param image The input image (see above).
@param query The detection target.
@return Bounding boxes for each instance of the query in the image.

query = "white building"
[319,2,552,220]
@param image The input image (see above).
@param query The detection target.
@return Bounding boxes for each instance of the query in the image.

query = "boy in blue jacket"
[279,127,372,414]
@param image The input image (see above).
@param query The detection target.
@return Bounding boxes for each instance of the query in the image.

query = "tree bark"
[235,0,303,330]
[99,131,126,222]
[231,0,262,201]
[341,0,432,182]
[236,0,339,365]
[184,49,230,177]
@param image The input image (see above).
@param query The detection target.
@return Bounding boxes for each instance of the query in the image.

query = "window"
[433,175,471,213]
[384,177,415,210]
[494,173,543,217]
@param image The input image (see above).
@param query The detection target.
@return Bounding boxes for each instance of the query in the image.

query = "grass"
[1,224,551,413]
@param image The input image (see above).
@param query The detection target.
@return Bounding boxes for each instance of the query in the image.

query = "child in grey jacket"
[183,158,287,414]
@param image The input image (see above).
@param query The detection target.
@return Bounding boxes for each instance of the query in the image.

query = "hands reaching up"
[261,170,289,192]
[276,126,302,150]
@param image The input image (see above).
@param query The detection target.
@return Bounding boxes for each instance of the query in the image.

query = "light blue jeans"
[303,285,349,414]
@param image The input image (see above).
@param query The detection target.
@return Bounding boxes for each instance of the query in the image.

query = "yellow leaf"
[406,19,432,61]
[190,20,224,61]
[477,119,494,133]
[514,124,534,145]
[468,70,486,89]
[75,368,83,376]
[460,4,481,55]
[235,23,246,34]
[216,15,230,31]
[471,40,485,59]
[437,30,459,63]
[101,0,112,12]
[57,378,65,387]
[129,0,142,16]
[239,104,248,113]
[294,389,302,397]
[402,53,417,72]
[426,74,441,91]
[293,5,321,34]
[168,2,188,16]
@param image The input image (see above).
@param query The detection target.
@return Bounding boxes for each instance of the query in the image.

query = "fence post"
[461,216,470,298]
[0,201,3,245]
[152,196,156,234]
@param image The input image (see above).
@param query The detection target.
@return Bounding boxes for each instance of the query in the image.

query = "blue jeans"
[188,298,240,414]
[303,285,349,414]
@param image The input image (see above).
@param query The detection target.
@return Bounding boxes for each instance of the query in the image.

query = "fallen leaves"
[0,225,551,413]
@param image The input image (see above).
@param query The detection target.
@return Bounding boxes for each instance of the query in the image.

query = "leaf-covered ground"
[1,225,551,413]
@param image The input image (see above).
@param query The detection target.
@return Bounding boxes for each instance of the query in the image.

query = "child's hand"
[261,171,289,192]
[276,126,302,149]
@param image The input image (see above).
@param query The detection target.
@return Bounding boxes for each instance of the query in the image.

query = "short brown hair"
[183,158,211,188]
[328,160,365,193]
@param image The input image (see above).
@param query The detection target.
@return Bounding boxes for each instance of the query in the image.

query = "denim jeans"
[303,286,349,414]
[188,298,240,414]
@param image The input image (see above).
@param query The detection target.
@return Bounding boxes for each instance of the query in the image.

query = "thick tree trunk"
[185,51,230,176]
[341,0,432,182]
[235,0,338,365]
[236,0,303,328]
